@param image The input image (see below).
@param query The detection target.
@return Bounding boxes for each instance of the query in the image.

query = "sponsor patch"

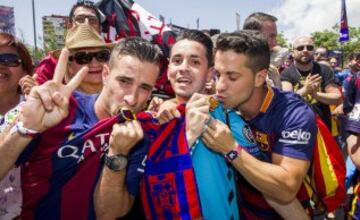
[242,125,256,144]
[279,129,311,145]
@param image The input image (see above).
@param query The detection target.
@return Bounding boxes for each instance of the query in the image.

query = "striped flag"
[96,0,176,57]
[339,0,350,43]
[96,0,176,97]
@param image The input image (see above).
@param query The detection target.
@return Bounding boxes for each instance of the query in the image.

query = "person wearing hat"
[62,22,113,94]
[19,0,104,94]
[0,36,163,219]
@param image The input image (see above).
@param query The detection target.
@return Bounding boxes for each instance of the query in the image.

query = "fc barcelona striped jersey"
[15,91,151,220]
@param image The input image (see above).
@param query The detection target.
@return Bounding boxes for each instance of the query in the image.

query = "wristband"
[224,145,242,162]
[10,121,39,138]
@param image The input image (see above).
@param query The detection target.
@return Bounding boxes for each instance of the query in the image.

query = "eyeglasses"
[0,53,22,67]
[76,0,94,5]
[68,50,110,65]
[73,15,99,25]
[295,45,314,52]
[315,52,327,57]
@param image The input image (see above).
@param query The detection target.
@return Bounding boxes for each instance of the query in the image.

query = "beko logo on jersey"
[279,129,311,145]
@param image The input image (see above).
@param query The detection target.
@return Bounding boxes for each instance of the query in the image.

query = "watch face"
[107,155,128,171]
[228,150,238,160]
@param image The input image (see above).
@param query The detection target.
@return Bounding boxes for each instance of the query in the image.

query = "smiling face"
[68,47,109,93]
[0,46,27,95]
[167,39,211,103]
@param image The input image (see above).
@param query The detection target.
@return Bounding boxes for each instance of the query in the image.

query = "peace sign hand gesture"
[19,49,88,132]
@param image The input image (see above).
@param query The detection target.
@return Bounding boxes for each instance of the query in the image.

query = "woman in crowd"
[0,32,34,219]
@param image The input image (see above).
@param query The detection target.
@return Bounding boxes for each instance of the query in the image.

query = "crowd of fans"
[1,1,360,220]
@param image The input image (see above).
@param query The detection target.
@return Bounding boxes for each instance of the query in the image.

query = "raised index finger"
[53,49,69,84]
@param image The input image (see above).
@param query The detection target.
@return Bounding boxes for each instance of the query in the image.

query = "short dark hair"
[175,29,213,67]
[243,12,277,31]
[69,0,101,25]
[109,37,163,69]
[0,32,33,75]
[216,30,270,73]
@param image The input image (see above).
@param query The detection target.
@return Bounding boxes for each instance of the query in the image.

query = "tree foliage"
[277,32,289,48]
[311,24,360,60]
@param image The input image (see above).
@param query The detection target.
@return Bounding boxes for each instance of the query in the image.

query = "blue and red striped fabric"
[140,105,203,220]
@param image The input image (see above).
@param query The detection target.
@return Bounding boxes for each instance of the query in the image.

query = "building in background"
[42,15,68,51]
[0,5,15,35]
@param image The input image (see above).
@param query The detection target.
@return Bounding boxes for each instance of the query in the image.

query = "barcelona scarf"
[140,104,203,220]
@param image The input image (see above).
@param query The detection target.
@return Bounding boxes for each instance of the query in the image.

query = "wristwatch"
[224,145,242,162]
[104,154,128,171]
[10,121,39,138]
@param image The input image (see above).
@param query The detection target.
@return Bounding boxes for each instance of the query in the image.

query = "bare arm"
[312,84,342,106]
[0,126,32,180]
[265,196,310,220]
[95,120,143,219]
[95,157,134,219]
[347,134,360,170]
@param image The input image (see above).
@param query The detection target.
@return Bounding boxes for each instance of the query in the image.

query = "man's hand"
[201,117,237,155]
[154,98,180,125]
[108,120,144,156]
[302,74,322,96]
[185,93,211,146]
[19,49,88,132]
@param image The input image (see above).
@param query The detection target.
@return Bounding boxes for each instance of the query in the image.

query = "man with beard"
[281,36,342,130]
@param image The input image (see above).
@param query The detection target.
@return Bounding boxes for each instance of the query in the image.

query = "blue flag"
[339,0,349,43]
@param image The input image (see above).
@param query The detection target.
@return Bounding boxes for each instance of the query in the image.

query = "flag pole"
[32,0,38,52]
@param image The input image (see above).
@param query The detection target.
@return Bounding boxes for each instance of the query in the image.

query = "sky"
[1,0,359,48]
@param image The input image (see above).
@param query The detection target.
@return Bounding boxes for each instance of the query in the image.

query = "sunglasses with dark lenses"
[295,45,314,52]
[73,15,99,25]
[69,50,110,65]
[0,53,22,67]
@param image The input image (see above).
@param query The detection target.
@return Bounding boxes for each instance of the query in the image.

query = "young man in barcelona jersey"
[196,30,317,219]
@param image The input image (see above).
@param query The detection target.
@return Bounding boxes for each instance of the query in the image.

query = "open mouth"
[176,77,192,85]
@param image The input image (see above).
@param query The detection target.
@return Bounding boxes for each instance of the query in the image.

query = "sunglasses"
[68,50,110,65]
[0,53,22,67]
[295,45,314,52]
[73,15,99,25]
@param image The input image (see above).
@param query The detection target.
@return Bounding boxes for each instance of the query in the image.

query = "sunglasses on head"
[68,50,110,65]
[0,53,22,67]
[295,45,314,52]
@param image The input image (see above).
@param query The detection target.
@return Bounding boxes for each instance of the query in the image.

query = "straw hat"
[65,22,113,50]
[52,22,113,57]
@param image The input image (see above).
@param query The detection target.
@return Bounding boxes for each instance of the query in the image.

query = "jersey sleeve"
[272,103,317,161]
